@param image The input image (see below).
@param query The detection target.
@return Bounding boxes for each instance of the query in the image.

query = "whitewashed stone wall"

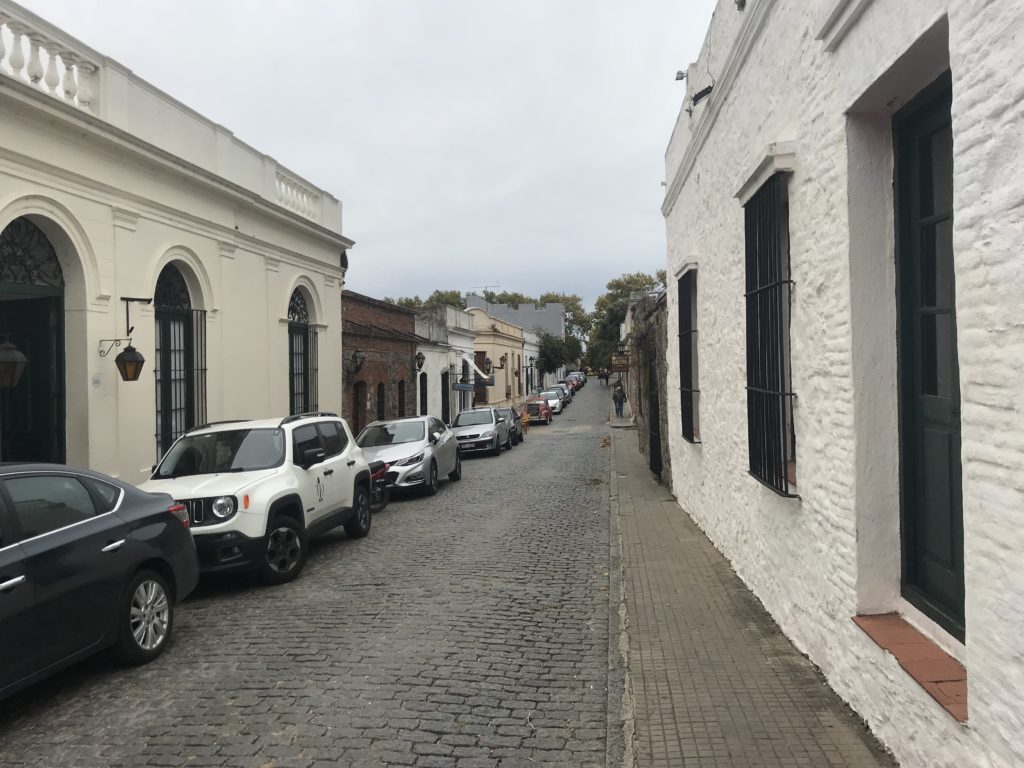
[663,1,1024,766]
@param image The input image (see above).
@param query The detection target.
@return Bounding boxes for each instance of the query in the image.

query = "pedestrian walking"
[612,383,626,418]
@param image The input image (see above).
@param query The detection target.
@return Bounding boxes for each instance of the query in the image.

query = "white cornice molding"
[662,0,775,218]
[0,76,353,249]
[815,0,874,53]
[111,207,139,231]
[734,141,797,205]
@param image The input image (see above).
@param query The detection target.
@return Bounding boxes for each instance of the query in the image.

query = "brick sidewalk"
[612,430,897,768]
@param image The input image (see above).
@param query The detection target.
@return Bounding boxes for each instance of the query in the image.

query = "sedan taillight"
[168,503,189,529]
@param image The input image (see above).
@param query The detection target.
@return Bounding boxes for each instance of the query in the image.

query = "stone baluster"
[26,34,44,84]
[7,24,26,79]
[76,60,96,112]
[60,51,78,102]
[43,45,60,93]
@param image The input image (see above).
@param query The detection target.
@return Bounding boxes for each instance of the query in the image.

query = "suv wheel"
[259,516,307,585]
[117,569,173,665]
[449,453,462,481]
[344,486,372,539]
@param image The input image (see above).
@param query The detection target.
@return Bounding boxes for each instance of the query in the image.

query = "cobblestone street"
[0,389,617,768]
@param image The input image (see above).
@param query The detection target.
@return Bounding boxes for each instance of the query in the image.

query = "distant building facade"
[466,307,524,408]
[341,291,421,434]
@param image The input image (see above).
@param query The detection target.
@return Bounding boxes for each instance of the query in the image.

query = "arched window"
[419,371,428,416]
[376,382,386,420]
[398,380,407,417]
[288,289,318,415]
[154,262,206,458]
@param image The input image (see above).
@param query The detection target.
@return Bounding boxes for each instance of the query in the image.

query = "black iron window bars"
[288,290,318,415]
[678,269,700,443]
[744,173,797,497]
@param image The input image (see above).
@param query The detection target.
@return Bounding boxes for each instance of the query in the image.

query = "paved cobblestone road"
[0,387,616,768]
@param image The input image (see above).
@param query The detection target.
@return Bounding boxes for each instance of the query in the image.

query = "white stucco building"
[414,304,477,421]
[663,1,1024,766]
[0,1,351,482]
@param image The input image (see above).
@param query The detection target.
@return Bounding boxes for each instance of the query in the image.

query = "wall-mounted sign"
[453,382,475,391]
[610,354,630,372]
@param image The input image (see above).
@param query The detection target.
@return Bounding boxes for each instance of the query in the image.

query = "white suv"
[139,412,371,584]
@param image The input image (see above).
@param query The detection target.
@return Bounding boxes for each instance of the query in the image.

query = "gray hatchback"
[450,408,512,456]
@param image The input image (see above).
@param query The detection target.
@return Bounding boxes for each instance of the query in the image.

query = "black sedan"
[0,464,199,699]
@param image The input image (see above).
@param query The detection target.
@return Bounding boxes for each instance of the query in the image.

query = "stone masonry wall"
[662,1,1024,766]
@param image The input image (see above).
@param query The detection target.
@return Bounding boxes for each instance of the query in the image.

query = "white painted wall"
[0,6,348,484]
[663,1,1024,766]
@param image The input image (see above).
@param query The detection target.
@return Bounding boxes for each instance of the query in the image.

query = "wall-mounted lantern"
[0,335,28,388]
[484,356,493,375]
[350,349,367,373]
[497,353,508,369]
[415,351,426,370]
[99,297,152,382]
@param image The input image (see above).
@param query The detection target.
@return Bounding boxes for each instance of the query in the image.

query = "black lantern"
[0,337,28,388]
[351,349,366,373]
[484,357,493,375]
[498,353,508,369]
[99,297,152,382]
[415,351,426,370]
[114,345,146,382]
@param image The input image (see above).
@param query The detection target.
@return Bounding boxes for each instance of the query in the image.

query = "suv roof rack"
[190,419,250,432]
[278,411,338,427]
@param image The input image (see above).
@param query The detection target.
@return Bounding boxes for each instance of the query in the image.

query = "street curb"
[606,427,634,768]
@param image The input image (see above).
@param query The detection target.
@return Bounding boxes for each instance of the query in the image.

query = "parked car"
[524,396,553,425]
[0,463,199,700]
[537,389,563,415]
[553,383,573,406]
[450,408,512,456]
[495,406,523,445]
[141,412,371,585]
[569,370,587,385]
[356,416,462,495]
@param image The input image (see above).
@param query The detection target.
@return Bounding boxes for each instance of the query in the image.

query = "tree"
[536,331,581,375]
[586,271,665,370]
[383,289,466,310]
[538,292,591,341]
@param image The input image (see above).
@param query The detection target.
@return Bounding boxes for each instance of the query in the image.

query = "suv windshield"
[452,411,493,427]
[154,429,285,478]
[357,421,425,447]
[540,391,560,399]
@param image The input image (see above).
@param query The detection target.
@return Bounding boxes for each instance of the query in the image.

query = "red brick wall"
[341,292,418,433]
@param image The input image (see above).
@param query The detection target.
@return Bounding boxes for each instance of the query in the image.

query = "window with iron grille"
[419,372,428,416]
[744,173,797,496]
[376,382,386,420]
[678,269,700,443]
[154,263,206,459]
[288,289,318,415]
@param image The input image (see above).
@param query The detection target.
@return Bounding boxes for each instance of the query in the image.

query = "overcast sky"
[23,0,716,308]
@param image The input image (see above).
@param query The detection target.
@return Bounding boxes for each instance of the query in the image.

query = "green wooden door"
[894,73,965,640]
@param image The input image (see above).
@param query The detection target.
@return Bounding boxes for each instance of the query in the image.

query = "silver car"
[538,389,563,415]
[553,383,572,407]
[450,408,511,456]
[356,416,461,495]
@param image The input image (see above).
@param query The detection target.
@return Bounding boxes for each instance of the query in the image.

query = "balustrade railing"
[275,172,320,221]
[0,12,99,114]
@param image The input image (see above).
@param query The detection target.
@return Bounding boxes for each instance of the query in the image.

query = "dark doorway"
[0,218,65,463]
[419,372,428,416]
[376,382,385,421]
[894,72,964,640]
[647,343,662,477]
[440,370,451,424]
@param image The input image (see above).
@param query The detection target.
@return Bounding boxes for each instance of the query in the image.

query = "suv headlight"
[211,496,237,519]
[395,453,424,467]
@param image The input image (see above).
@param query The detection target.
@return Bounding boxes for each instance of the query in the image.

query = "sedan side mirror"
[301,447,326,469]
[430,431,441,445]
[497,417,506,424]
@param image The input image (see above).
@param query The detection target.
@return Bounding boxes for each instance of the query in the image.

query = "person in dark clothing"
[612,384,626,417]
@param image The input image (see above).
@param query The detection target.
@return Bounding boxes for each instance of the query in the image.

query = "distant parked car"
[524,396,553,425]
[495,406,523,445]
[553,383,573,406]
[0,464,200,700]
[356,416,461,495]
[450,408,512,456]
[537,389,563,415]
[569,370,587,385]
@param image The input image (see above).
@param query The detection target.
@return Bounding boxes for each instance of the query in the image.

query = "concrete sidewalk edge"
[606,430,635,768]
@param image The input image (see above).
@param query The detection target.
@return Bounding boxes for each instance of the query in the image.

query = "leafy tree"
[586,271,665,369]
[539,292,591,340]
[536,331,582,375]
[384,289,466,310]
